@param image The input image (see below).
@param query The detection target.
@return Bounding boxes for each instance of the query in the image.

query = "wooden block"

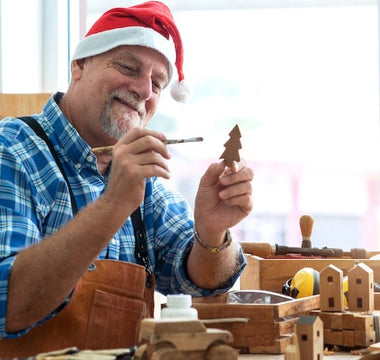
[329,313,344,329]
[324,329,343,345]
[310,310,331,328]
[313,310,377,330]
[311,310,343,329]
[342,330,355,347]
[354,330,377,347]
[341,312,355,330]
[324,328,377,348]
[342,312,374,331]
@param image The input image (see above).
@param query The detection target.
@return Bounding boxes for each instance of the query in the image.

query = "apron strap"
[19,116,78,214]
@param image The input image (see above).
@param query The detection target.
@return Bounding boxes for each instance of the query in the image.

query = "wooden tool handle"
[300,215,314,248]
[239,242,275,258]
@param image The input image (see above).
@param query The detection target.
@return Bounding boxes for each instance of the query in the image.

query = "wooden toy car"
[134,318,237,360]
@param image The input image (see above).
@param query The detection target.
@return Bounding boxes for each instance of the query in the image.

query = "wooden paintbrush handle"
[300,215,314,248]
[239,242,275,258]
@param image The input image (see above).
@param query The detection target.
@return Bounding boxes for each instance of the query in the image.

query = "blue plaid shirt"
[0,93,245,338]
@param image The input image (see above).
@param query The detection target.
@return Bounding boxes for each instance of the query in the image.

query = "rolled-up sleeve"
[0,153,45,338]
[0,255,16,337]
[144,177,246,297]
[0,134,50,337]
[172,243,246,296]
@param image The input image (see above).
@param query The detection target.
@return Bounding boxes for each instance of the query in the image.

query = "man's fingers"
[219,166,254,186]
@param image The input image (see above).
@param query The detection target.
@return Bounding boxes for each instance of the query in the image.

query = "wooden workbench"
[240,353,362,359]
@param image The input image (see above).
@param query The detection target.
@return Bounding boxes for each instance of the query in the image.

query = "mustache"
[109,90,146,119]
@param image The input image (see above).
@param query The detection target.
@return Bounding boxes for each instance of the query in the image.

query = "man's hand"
[186,160,253,289]
[194,160,253,238]
[102,127,171,216]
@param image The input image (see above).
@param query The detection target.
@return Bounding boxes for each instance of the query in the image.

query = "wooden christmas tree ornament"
[220,124,242,167]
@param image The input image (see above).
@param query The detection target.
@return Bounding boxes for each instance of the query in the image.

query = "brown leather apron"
[0,259,155,358]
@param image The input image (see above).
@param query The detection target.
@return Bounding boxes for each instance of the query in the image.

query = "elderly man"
[0,1,253,356]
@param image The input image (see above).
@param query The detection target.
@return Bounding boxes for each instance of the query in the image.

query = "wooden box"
[235,254,380,352]
[240,254,380,293]
[192,254,380,354]
[192,292,320,354]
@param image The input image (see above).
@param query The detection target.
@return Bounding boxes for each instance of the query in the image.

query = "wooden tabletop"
[239,353,362,359]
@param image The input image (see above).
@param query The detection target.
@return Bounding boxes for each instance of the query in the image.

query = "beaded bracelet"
[194,227,232,253]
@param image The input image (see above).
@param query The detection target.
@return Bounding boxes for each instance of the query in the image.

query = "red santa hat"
[72,1,189,102]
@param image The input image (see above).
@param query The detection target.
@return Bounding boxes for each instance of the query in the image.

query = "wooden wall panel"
[0,93,50,119]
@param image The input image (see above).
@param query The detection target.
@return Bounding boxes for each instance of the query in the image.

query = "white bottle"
[161,294,198,319]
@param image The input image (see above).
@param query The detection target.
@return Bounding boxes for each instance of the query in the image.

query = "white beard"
[100,91,146,140]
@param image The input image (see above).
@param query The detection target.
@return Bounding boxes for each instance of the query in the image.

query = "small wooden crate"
[192,254,380,353]
[240,254,380,293]
[192,292,320,354]
[235,254,380,352]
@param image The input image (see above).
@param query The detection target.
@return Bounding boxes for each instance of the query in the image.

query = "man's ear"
[77,58,85,70]
[71,59,86,80]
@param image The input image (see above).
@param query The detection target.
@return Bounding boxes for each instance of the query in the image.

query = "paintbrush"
[92,136,203,154]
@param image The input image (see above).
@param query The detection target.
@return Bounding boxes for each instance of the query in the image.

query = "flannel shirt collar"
[40,92,96,172]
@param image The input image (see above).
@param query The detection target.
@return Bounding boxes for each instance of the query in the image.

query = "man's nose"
[129,76,153,101]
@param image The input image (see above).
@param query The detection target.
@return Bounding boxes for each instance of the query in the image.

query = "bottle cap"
[166,294,192,308]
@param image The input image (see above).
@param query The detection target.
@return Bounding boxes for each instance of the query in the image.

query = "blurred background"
[1,0,380,250]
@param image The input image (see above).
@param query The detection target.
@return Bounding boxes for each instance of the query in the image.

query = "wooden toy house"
[348,262,374,312]
[320,264,344,312]
[296,315,324,360]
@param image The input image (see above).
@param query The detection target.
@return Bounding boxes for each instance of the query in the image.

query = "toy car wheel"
[205,343,237,360]
[151,342,182,360]
[134,344,148,360]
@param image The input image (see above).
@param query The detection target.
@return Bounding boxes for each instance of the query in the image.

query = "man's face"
[76,45,171,141]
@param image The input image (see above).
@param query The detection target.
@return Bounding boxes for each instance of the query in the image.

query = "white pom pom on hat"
[170,80,190,103]
[72,1,188,103]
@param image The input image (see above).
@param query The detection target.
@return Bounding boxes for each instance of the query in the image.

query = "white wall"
[0,0,83,93]
[0,0,43,92]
